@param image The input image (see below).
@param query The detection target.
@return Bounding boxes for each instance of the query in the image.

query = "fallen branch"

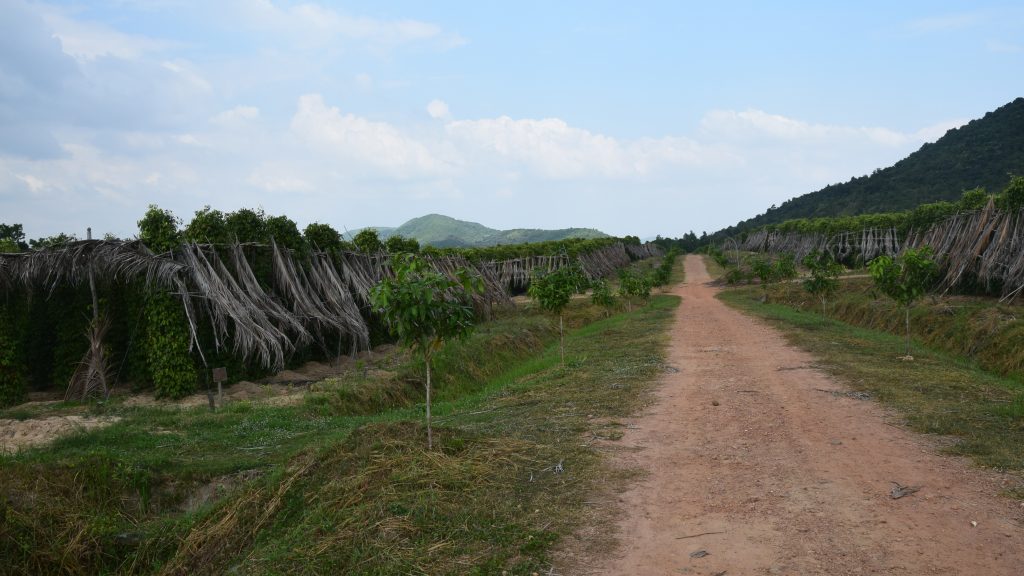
[675,531,726,540]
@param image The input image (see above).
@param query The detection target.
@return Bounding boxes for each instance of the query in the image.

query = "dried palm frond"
[66,317,111,401]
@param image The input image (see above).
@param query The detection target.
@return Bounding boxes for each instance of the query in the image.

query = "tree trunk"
[559,313,564,365]
[425,355,433,450]
[905,306,911,357]
[821,295,827,318]
[86,264,108,400]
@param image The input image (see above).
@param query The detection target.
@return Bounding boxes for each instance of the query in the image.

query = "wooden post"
[213,367,228,407]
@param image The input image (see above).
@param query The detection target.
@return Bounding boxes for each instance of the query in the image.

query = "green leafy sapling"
[590,279,616,317]
[748,253,796,302]
[370,254,483,449]
[802,250,843,317]
[748,255,776,302]
[352,228,384,254]
[528,265,584,365]
[774,253,797,283]
[617,268,652,312]
[868,247,938,357]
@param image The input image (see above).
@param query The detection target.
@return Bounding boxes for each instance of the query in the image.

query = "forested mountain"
[714,97,1024,239]
[354,214,609,248]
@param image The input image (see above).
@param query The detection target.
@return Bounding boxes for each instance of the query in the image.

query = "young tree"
[868,247,938,356]
[529,265,584,364]
[748,253,796,302]
[617,268,651,312]
[183,206,229,244]
[265,214,306,251]
[224,207,267,243]
[384,234,420,254]
[303,222,343,252]
[774,253,798,283]
[590,278,616,317]
[748,254,776,302]
[353,228,384,253]
[802,250,843,317]
[0,223,27,252]
[370,254,482,449]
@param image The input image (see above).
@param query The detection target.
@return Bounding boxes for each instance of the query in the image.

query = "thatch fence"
[0,239,659,395]
[739,199,1024,301]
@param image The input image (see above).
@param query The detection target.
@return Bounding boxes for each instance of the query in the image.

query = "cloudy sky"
[2,0,1022,240]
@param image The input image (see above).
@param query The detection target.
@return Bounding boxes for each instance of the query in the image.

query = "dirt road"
[593,255,1024,575]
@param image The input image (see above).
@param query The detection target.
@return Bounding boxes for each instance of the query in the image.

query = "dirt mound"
[122,393,209,409]
[296,360,344,380]
[0,415,120,453]
[266,370,314,384]
[225,381,274,400]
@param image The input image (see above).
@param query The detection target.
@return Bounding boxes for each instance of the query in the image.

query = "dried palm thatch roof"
[483,242,660,289]
[0,239,519,371]
[1,238,656,373]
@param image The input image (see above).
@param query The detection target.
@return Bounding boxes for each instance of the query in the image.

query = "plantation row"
[747,175,1024,239]
[0,206,661,408]
[712,244,938,357]
[731,176,1024,301]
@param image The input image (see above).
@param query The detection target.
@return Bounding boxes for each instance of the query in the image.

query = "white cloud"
[229,0,465,50]
[247,169,314,193]
[699,109,962,148]
[290,94,452,177]
[160,59,213,93]
[39,6,176,61]
[909,13,983,32]
[211,106,261,126]
[427,99,450,119]
[445,116,732,179]
[16,174,46,193]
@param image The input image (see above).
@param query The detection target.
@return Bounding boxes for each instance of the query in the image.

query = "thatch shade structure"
[0,239,658,381]
[739,200,1024,302]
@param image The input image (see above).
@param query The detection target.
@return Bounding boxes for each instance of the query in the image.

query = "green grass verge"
[719,286,1024,476]
[1,295,679,575]
[766,276,1024,380]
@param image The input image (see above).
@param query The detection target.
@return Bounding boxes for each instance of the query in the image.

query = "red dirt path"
[592,255,1024,575]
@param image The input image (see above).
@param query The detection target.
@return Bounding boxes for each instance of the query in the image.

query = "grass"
[719,285,1024,475]
[1,293,679,575]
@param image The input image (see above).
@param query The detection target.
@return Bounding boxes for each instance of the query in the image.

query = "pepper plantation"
[0,205,660,408]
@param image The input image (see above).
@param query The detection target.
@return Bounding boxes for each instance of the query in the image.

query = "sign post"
[212,367,228,406]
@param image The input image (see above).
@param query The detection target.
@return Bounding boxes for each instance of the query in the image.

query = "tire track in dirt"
[592,255,1024,575]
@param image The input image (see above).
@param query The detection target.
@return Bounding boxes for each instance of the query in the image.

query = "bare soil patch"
[591,255,1024,575]
[0,415,121,453]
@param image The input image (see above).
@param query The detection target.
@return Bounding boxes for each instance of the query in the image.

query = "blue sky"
[2,0,1022,240]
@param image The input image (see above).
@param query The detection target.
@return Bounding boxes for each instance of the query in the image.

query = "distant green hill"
[714,97,1024,239]
[355,214,609,247]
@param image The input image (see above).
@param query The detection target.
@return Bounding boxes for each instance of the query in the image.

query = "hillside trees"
[370,254,482,449]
